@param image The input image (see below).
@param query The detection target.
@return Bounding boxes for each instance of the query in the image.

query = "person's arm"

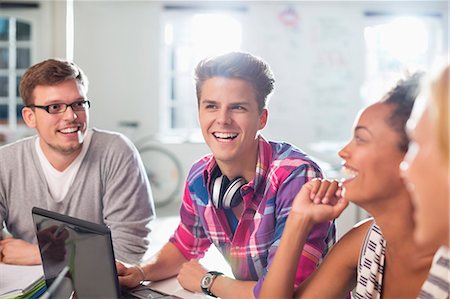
[169,174,257,298]
[208,276,256,299]
[117,242,188,288]
[250,165,328,298]
[177,259,256,299]
[259,179,349,299]
[0,238,41,265]
[293,222,367,299]
[119,171,213,288]
[101,134,154,263]
[0,173,41,265]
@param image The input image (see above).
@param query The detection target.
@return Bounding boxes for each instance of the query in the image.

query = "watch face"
[201,274,213,288]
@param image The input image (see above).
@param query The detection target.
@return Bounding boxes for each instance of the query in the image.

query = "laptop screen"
[32,207,121,299]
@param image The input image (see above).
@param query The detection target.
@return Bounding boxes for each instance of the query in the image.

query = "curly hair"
[380,72,424,153]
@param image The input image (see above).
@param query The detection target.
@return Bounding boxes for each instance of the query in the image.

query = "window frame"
[159,5,246,142]
[0,11,37,130]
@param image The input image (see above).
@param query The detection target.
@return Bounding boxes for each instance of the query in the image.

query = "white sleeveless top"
[354,222,386,299]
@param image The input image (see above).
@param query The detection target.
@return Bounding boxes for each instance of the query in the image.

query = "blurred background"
[0,0,448,238]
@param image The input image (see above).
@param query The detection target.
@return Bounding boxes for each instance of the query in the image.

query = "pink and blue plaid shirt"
[170,136,335,297]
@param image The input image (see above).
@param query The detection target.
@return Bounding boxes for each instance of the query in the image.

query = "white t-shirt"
[35,129,93,202]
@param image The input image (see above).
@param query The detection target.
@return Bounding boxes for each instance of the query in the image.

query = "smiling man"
[117,52,335,299]
[0,59,154,265]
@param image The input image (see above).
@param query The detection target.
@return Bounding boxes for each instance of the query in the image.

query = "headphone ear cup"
[222,177,245,209]
[212,175,224,208]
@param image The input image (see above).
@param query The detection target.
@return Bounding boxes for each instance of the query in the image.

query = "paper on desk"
[0,263,44,298]
[148,278,208,298]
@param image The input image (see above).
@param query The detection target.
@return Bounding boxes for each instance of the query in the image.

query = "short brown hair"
[19,59,88,106]
[194,52,275,112]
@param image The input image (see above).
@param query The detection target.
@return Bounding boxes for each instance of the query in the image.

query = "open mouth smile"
[58,126,80,134]
[213,132,238,140]
[341,165,359,182]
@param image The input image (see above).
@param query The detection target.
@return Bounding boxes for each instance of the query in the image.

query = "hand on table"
[177,259,208,293]
[0,238,41,265]
[116,261,143,288]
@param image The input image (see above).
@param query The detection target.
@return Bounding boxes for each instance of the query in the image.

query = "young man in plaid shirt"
[118,52,335,299]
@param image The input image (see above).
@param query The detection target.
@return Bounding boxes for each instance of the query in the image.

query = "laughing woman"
[259,73,437,299]
[401,65,450,298]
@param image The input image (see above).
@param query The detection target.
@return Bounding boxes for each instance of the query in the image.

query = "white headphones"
[210,174,246,209]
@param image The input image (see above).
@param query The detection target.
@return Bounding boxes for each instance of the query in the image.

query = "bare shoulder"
[340,217,374,243]
[352,217,375,233]
[330,218,374,259]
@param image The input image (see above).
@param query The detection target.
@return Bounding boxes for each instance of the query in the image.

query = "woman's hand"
[291,178,349,223]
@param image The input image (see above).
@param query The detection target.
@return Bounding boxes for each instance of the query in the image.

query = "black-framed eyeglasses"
[28,100,91,114]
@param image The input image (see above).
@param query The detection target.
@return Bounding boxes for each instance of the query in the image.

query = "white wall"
[244,2,366,166]
[70,0,448,156]
[71,1,212,216]
[73,1,161,135]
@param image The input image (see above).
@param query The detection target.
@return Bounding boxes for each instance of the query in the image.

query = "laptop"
[32,207,178,299]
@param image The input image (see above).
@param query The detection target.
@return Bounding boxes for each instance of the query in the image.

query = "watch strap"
[201,271,223,298]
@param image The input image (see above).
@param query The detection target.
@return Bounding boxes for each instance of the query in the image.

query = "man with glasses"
[0,59,154,265]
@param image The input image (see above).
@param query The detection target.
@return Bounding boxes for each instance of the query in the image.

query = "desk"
[143,216,233,298]
[2,218,230,299]
[0,263,209,299]
[145,278,209,299]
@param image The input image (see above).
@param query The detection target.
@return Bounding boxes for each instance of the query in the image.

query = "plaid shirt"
[170,136,335,297]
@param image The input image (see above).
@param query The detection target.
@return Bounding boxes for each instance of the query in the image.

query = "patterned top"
[355,222,386,299]
[169,136,335,297]
[418,246,450,299]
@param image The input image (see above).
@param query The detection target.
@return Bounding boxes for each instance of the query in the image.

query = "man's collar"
[203,135,272,192]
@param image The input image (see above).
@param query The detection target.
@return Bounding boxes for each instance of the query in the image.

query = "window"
[161,6,244,141]
[350,12,446,222]
[0,16,32,129]
[363,13,445,105]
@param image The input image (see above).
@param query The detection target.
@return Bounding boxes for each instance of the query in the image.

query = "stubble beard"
[48,141,83,156]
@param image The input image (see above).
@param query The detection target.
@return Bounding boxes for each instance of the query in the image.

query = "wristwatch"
[200,271,223,297]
